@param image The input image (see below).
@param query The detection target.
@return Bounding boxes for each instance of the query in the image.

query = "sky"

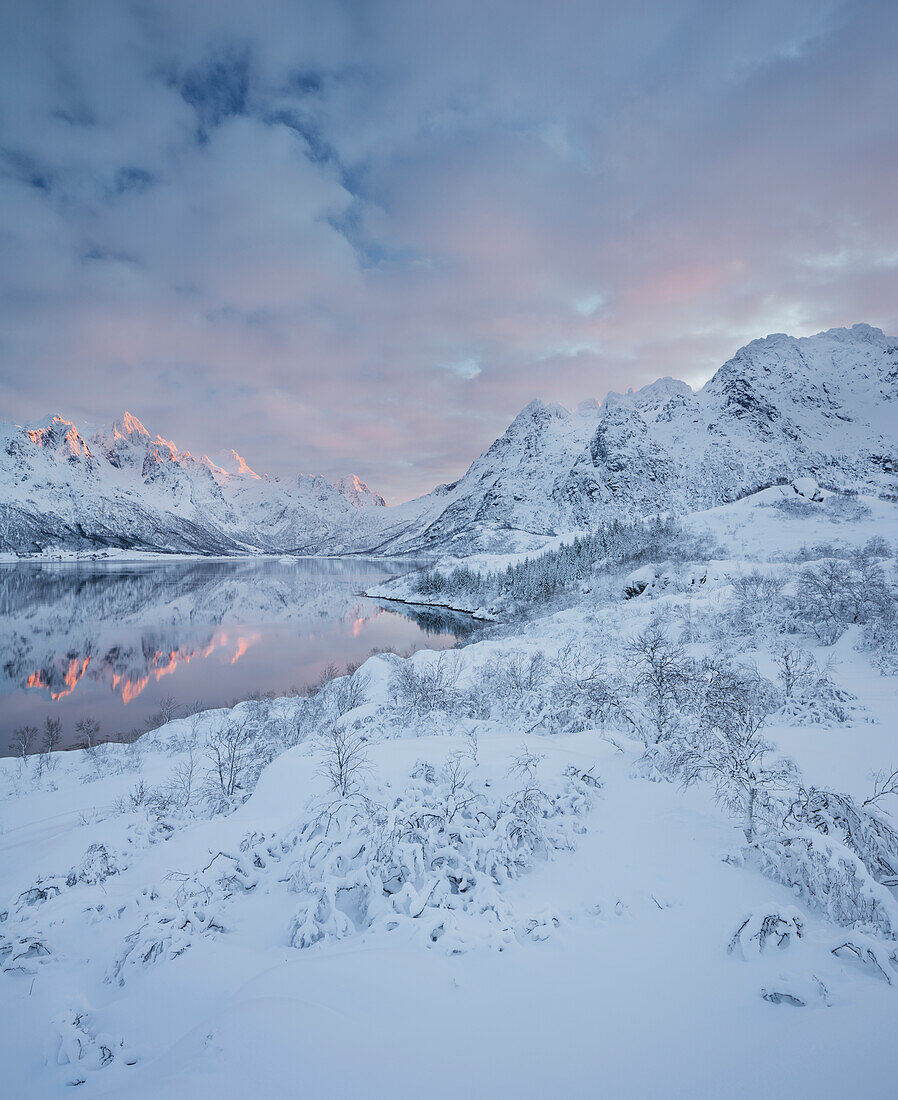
[1,1,896,503]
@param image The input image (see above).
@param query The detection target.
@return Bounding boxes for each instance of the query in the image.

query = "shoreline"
[366,591,496,622]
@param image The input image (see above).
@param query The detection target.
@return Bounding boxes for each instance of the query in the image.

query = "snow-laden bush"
[302,670,371,732]
[795,558,892,645]
[858,561,898,672]
[771,644,863,726]
[753,830,898,937]
[726,570,790,641]
[678,662,797,842]
[104,835,280,988]
[727,908,804,958]
[1,929,52,975]
[390,652,463,722]
[66,844,124,887]
[782,787,898,881]
[51,1006,136,1084]
[287,756,597,954]
[107,878,227,986]
[457,651,546,726]
[829,935,898,984]
[466,645,629,736]
[546,642,631,735]
[625,621,697,746]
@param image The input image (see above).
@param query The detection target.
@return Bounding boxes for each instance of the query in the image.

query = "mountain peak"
[334,474,386,508]
[603,377,693,413]
[112,412,152,443]
[204,449,261,480]
[22,415,93,461]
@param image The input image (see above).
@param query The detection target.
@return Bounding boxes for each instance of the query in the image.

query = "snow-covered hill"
[2,325,896,556]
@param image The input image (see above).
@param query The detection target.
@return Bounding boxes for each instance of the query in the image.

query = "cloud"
[1,0,896,501]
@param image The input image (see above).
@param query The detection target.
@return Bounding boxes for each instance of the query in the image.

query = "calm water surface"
[0,557,470,754]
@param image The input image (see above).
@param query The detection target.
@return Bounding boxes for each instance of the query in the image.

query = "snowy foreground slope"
[2,324,896,556]
[1,488,897,1097]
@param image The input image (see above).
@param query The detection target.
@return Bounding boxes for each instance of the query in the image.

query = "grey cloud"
[0,0,896,501]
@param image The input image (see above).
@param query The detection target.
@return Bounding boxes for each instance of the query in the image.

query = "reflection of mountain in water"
[0,557,408,629]
[1,560,468,745]
[390,604,480,638]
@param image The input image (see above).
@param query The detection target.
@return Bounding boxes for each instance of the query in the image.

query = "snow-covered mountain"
[373,323,898,553]
[2,325,896,556]
[0,412,390,555]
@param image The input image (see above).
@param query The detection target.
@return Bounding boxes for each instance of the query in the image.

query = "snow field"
[1,494,897,1096]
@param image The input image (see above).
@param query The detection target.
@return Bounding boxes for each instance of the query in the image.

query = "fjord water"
[0,557,465,754]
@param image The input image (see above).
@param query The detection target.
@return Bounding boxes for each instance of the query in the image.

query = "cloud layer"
[1,1,896,500]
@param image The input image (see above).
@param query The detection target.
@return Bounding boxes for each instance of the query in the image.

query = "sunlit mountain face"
[0,409,397,557]
[0,558,472,753]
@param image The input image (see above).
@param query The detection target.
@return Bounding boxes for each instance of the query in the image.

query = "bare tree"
[316,663,340,691]
[318,725,370,798]
[10,724,37,764]
[864,768,898,809]
[682,663,794,843]
[771,644,819,700]
[204,717,254,809]
[157,695,179,724]
[796,559,889,644]
[625,621,693,744]
[169,743,197,810]
[75,716,101,752]
[43,716,62,768]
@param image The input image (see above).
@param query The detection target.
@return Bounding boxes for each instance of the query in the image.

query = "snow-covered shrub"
[66,844,123,887]
[821,495,872,523]
[390,652,463,722]
[857,561,898,671]
[727,570,788,640]
[679,661,796,842]
[51,1006,136,1084]
[15,883,61,910]
[287,756,597,954]
[1,930,52,974]
[753,830,898,937]
[465,650,550,727]
[767,496,818,519]
[309,670,371,724]
[727,908,804,958]
[625,620,696,745]
[107,877,227,986]
[771,645,861,726]
[547,642,631,734]
[795,558,891,645]
[782,786,898,881]
[830,936,898,984]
